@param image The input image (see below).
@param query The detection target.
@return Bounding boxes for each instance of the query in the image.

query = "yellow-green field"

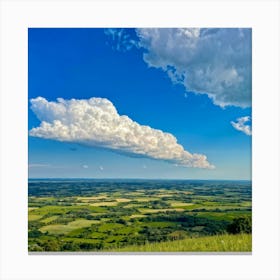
[28,214,43,221]
[110,233,252,252]
[40,219,100,234]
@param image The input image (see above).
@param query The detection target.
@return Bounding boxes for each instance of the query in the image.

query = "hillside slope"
[108,233,252,252]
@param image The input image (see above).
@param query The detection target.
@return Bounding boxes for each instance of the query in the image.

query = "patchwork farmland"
[28,179,252,252]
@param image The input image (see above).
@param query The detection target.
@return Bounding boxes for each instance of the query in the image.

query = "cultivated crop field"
[28,179,252,252]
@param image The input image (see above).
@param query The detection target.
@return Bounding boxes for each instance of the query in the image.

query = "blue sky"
[28,28,251,179]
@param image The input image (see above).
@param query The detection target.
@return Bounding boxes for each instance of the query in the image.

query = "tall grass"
[109,233,252,252]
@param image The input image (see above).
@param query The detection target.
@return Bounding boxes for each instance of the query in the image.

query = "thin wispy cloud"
[28,163,71,169]
[28,163,51,168]
[29,97,214,169]
[231,116,252,136]
[104,28,138,52]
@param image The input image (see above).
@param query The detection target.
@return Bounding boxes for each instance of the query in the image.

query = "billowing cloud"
[29,97,213,169]
[231,116,252,136]
[136,28,252,108]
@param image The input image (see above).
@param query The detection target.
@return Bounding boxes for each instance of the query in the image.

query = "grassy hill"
[108,233,252,252]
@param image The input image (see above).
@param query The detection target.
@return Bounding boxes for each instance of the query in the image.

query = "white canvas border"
[0,0,279,279]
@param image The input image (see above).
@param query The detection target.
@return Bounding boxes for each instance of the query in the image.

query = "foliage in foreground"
[109,233,252,252]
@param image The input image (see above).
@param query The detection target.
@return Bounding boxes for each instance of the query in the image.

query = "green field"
[28,180,252,252]
[110,233,252,252]
[40,219,100,234]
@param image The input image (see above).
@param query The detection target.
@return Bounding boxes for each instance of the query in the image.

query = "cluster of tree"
[29,220,44,231]
[140,200,170,209]
[29,238,105,251]
[141,213,227,229]
[227,216,252,234]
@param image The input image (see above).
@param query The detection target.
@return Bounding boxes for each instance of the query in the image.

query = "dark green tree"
[40,239,61,251]
[227,216,252,234]
[28,229,43,238]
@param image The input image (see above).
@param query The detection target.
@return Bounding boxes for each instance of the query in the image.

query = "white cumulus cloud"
[29,97,213,169]
[136,28,252,108]
[231,116,252,136]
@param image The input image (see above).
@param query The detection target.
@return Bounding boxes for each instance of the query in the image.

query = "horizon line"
[28,177,252,182]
